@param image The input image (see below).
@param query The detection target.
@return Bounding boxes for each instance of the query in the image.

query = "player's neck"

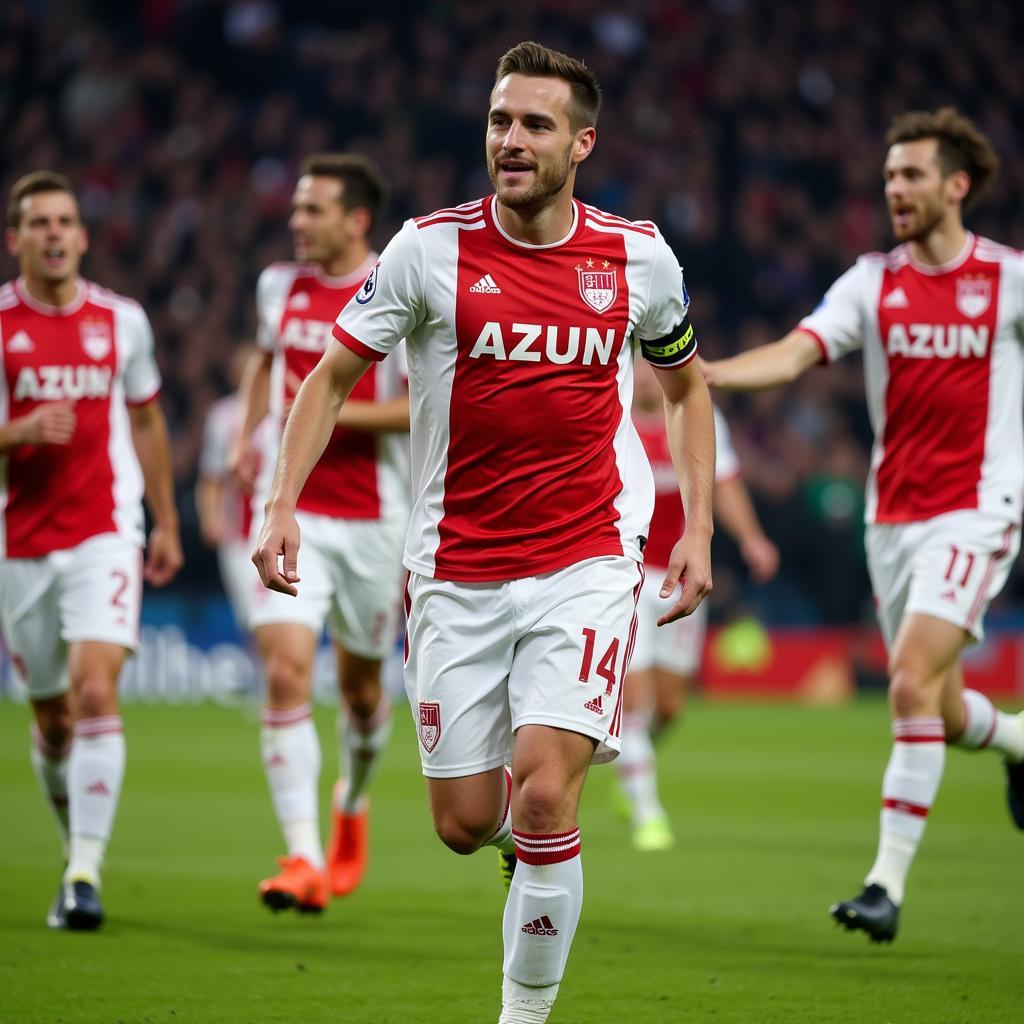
[908,219,968,268]
[495,191,576,246]
[20,273,80,309]
[318,245,370,280]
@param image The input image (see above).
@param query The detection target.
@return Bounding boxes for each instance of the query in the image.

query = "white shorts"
[218,539,260,632]
[0,533,142,701]
[629,568,707,675]
[866,510,1020,649]
[404,555,644,778]
[249,511,406,660]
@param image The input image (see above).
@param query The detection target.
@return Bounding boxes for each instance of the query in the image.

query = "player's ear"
[573,126,596,166]
[79,224,90,255]
[4,227,20,258]
[947,168,970,205]
[347,207,372,237]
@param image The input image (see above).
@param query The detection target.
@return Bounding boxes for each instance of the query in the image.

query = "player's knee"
[73,675,118,719]
[36,710,72,749]
[432,812,489,856]
[263,651,311,704]
[888,655,935,715]
[341,676,382,720]
[515,774,569,834]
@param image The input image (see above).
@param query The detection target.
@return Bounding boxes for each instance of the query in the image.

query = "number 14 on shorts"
[578,627,621,696]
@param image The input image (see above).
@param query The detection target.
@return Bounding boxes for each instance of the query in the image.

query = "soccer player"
[0,171,182,930]
[196,345,265,633]
[231,154,409,913]
[620,357,778,850]
[253,42,714,1022]
[702,108,1024,943]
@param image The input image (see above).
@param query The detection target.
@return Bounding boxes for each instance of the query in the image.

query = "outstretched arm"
[252,342,373,595]
[701,329,823,391]
[229,348,273,493]
[655,359,715,624]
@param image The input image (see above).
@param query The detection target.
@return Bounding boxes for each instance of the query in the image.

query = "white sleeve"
[799,260,871,362]
[636,230,697,368]
[712,405,740,481]
[332,220,426,361]
[256,265,295,352]
[198,402,230,479]
[121,302,162,404]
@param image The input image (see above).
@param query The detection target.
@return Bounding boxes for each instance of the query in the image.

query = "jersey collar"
[486,195,582,250]
[15,277,88,316]
[905,232,975,276]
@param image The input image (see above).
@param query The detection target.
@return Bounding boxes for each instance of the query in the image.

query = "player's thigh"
[890,611,969,685]
[0,554,68,700]
[653,597,707,676]
[217,540,260,632]
[67,640,130,715]
[405,572,514,778]
[323,517,406,661]
[511,723,597,831]
[865,522,918,652]
[905,510,1020,644]
[509,555,644,766]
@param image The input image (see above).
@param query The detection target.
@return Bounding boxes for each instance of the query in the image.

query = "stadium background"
[3,0,1024,625]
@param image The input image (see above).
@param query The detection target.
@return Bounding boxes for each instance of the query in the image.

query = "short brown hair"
[886,108,999,211]
[494,41,602,132]
[299,153,387,230]
[7,170,76,229]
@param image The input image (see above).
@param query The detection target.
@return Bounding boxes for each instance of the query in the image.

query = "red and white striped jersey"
[0,278,160,558]
[255,258,408,522]
[801,234,1024,525]
[635,405,739,569]
[332,195,697,583]
[199,393,255,543]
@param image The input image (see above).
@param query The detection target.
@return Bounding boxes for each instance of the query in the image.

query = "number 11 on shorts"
[579,627,620,696]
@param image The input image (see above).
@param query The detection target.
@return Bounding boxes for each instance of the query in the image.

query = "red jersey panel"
[0,279,160,558]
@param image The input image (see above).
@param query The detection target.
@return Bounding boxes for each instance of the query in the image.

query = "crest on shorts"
[418,701,441,753]
[956,275,991,319]
[576,264,617,314]
[80,319,112,361]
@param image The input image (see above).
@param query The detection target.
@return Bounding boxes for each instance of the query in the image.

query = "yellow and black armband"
[639,317,697,367]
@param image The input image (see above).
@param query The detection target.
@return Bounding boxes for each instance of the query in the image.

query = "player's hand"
[741,534,780,583]
[657,532,713,625]
[696,356,718,387]
[144,523,184,587]
[21,401,76,445]
[229,436,260,495]
[252,503,302,596]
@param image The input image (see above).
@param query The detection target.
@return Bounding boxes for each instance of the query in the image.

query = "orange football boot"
[327,798,369,897]
[258,855,328,913]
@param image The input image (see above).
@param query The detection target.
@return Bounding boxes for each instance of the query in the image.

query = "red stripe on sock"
[893,735,945,744]
[883,797,930,818]
[512,828,581,865]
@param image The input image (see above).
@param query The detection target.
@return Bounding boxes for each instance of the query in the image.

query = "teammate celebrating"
[702,108,1024,942]
[254,42,714,1023]
[620,358,778,850]
[0,171,182,930]
[231,154,409,913]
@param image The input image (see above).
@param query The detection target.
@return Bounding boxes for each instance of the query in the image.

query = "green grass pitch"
[1,698,1022,1023]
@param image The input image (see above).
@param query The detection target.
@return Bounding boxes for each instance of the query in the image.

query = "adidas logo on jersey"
[881,287,909,308]
[584,695,603,714]
[522,916,558,936]
[469,274,502,294]
[6,330,34,352]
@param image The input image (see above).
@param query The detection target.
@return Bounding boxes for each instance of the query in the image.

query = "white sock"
[261,705,323,868]
[485,766,515,854]
[865,718,946,905]
[500,829,582,1023]
[65,716,125,887]
[958,689,1024,762]
[617,712,663,825]
[335,695,392,814]
[30,725,71,858]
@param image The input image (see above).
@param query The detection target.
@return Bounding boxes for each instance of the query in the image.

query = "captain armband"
[639,318,697,367]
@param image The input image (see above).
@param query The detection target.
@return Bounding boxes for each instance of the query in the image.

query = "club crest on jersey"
[80,319,112,361]
[956,275,991,319]
[418,701,441,753]
[356,260,381,305]
[576,265,617,314]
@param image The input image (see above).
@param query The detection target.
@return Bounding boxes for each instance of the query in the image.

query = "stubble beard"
[490,145,573,214]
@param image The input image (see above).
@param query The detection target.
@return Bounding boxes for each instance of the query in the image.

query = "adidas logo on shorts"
[583,695,603,714]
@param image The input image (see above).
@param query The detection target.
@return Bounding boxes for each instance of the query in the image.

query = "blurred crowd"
[2,0,1023,624]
